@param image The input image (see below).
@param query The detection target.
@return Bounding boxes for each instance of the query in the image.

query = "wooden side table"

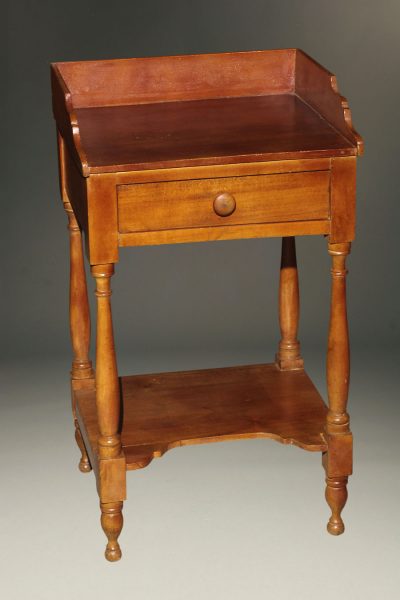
[51,49,363,561]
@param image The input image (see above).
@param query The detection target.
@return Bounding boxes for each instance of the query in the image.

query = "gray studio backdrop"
[4,0,399,366]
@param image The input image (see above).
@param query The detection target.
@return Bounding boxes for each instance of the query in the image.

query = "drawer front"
[117,171,330,233]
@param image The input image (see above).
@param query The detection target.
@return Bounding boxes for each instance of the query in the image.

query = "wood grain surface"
[75,95,356,173]
[55,49,296,107]
[118,170,330,233]
[75,363,328,472]
[53,49,363,560]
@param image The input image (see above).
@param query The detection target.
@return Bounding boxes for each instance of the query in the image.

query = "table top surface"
[75,94,357,173]
[52,50,363,177]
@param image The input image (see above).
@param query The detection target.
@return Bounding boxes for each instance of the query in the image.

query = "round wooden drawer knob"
[213,192,236,217]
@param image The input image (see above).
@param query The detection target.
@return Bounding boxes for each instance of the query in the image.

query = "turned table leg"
[64,200,94,473]
[275,237,304,370]
[323,242,353,535]
[92,264,126,561]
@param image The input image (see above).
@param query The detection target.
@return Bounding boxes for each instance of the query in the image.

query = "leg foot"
[101,501,123,561]
[74,420,92,473]
[325,476,348,535]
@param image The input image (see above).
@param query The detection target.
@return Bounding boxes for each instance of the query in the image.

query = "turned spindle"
[91,264,122,461]
[324,242,352,535]
[92,264,124,560]
[65,201,93,380]
[275,237,304,370]
[64,198,93,473]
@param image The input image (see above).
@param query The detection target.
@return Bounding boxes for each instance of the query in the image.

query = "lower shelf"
[75,363,328,471]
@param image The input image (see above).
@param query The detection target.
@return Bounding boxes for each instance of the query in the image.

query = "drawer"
[117,171,330,233]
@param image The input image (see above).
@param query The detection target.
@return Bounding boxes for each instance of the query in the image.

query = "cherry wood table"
[51,49,363,561]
